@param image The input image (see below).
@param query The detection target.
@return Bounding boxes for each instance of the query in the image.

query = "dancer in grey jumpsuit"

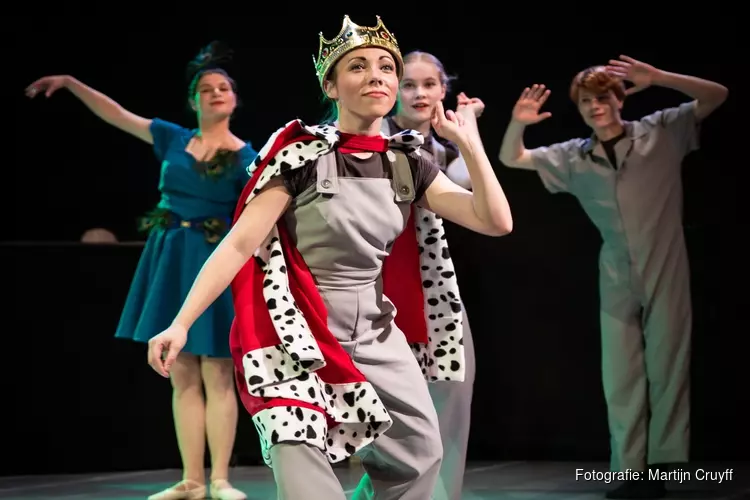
[382,50,486,500]
[499,56,727,499]
[146,15,514,500]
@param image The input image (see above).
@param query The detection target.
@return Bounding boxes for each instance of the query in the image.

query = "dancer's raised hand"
[456,92,485,117]
[431,100,469,145]
[606,55,659,95]
[511,84,552,125]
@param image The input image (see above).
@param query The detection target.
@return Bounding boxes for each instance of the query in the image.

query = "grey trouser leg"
[334,283,442,499]
[350,323,444,499]
[429,308,476,500]
[268,283,443,500]
[643,256,691,466]
[600,269,649,472]
[601,255,692,472]
[270,443,346,500]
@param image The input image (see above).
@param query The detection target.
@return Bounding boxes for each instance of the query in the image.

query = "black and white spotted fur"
[239,119,465,466]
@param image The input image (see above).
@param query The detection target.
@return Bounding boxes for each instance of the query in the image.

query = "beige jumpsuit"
[528,102,700,471]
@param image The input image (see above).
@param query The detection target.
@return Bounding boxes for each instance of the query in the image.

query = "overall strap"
[389,150,416,203]
[315,151,340,194]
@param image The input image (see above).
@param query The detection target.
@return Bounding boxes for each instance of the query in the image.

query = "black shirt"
[601,130,627,170]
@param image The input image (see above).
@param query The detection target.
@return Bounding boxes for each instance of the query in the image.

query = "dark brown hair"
[186,41,239,113]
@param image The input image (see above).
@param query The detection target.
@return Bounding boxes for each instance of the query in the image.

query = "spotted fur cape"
[229,119,465,467]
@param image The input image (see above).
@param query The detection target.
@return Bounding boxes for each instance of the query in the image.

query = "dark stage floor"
[0,462,746,499]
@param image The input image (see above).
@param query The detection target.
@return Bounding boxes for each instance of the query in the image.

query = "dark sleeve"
[149,118,186,162]
[437,137,460,167]
[281,162,317,198]
[409,153,441,201]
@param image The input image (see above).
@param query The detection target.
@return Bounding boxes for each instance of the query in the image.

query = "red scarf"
[337,132,388,153]
[229,125,426,420]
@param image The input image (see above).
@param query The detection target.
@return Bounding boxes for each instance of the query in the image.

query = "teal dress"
[114,118,257,357]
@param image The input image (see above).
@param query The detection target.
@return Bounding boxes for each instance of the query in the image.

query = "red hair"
[569,65,625,103]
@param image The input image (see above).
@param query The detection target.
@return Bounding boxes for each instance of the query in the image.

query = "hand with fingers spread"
[456,91,485,118]
[431,100,470,145]
[512,84,552,125]
[147,324,188,378]
[606,55,662,96]
[25,75,69,99]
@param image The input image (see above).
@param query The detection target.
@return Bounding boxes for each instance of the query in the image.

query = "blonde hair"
[403,51,457,93]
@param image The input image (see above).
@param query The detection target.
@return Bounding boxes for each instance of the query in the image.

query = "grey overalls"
[528,102,699,472]
[270,150,443,500]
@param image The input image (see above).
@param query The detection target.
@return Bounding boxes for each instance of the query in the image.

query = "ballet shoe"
[210,479,247,500]
[148,479,206,500]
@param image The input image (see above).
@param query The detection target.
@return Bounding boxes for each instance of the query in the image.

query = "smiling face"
[397,59,446,125]
[323,47,400,122]
[577,88,623,130]
[191,71,237,121]
[569,66,626,134]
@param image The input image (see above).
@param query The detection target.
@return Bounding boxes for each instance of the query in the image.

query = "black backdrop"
[3,12,747,475]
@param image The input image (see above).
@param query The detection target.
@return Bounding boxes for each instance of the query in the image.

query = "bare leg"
[202,356,246,499]
[172,353,207,482]
[148,353,207,500]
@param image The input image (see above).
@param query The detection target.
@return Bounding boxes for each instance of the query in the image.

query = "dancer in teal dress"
[26,42,254,500]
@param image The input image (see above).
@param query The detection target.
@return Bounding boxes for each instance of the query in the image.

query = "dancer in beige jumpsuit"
[499,58,727,499]
[146,15,513,500]
[382,50,485,500]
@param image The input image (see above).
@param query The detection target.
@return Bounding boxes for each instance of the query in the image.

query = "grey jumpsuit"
[270,149,444,499]
[527,102,699,472]
[382,117,476,500]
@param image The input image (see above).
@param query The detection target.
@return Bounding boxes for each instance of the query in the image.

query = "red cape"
[228,121,427,419]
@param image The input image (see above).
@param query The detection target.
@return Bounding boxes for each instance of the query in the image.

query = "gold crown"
[313,15,403,87]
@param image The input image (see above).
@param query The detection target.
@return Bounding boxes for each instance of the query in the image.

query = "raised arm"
[419,102,512,237]
[444,92,486,189]
[499,84,553,169]
[606,55,728,121]
[25,75,154,144]
[147,179,292,376]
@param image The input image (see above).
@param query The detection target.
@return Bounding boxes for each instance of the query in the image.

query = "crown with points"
[313,15,403,87]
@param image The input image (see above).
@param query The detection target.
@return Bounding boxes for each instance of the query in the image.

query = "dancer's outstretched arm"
[26,75,154,143]
[605,55,728,121]
[443,92,486,189]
